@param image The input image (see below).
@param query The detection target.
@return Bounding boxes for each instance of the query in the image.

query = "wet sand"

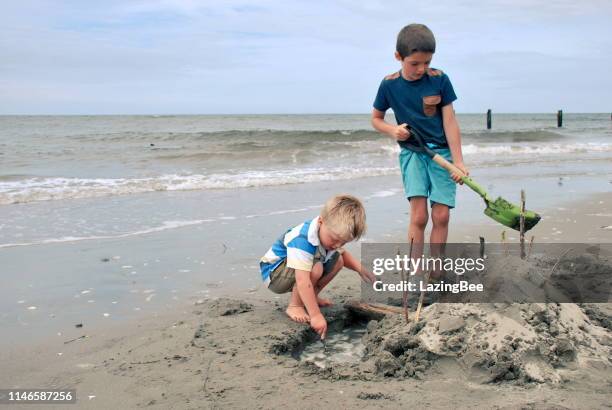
[1,191,611,409]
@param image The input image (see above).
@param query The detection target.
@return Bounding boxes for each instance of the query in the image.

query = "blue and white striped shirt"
[260,217,336,286]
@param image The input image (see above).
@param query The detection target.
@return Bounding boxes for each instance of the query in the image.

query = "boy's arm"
[371,109,410,142]
[294,269,327,338]
[442,103,469,183]
[342,250,376,284]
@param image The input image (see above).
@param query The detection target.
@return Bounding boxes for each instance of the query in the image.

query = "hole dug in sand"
[270,302,612,385]
[299,325,367,369]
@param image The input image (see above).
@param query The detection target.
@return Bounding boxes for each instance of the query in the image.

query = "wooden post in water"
[479,236,485,259]
[519,190,526,259]
[487,109,492,129]
[557,110,563,127]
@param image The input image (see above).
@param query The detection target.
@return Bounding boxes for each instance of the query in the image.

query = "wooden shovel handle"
[431,153,466,177]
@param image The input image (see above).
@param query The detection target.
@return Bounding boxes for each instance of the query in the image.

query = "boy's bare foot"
[316,296,333,307]
[286,304,310,323]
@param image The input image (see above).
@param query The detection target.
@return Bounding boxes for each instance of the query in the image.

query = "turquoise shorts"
[399,147,456,208]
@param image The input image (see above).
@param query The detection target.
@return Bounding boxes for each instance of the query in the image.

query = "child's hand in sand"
[310,313,327,340]
[358,268,376,284]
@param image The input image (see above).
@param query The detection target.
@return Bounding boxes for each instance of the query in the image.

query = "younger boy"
[260,194,375,339]
[371,23,468,265]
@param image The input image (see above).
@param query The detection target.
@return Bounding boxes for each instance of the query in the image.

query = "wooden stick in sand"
[527,236,535,259]
[414,270,431,323]
[64,335,88,344]
[401,239,414,324]
[398,247,407,324]
[520,190,526,259]
[550,247,574,276]
[501,230,508,256]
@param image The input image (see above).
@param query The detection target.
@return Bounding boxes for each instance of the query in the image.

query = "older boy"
[260,194,375,339]
[371,23,468,265]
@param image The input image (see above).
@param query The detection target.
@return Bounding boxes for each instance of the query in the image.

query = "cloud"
[1,1,610,114]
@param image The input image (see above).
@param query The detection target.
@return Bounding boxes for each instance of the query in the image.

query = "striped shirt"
[259,217,336,286]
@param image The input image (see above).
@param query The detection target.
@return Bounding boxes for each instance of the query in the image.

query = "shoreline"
[2,189,611,348]
[1,190,611,408]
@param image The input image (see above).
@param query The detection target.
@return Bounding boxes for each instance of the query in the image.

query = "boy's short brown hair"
[320,194,366,242]
[396,23,436,58]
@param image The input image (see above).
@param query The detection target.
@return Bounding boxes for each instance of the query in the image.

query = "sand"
[3,295,609,409]
[1,193,611,409]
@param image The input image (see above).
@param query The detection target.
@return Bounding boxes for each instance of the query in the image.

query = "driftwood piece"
[345,300,403,321]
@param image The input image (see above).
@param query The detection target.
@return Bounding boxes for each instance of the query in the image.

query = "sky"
[1,0,611,114]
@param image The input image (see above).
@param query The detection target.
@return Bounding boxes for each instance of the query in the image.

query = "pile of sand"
[292,253,611,385]
[360,301,611,384]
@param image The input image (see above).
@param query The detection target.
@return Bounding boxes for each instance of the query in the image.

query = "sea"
[1,113,611,346]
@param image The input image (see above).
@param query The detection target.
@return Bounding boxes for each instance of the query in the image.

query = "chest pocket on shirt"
[422,95,441,117]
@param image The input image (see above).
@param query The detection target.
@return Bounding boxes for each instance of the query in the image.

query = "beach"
[1,114,611,408]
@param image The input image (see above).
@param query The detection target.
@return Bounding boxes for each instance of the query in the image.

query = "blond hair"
[320,194,366,242]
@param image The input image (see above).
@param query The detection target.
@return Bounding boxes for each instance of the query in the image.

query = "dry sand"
[1,193,611,409]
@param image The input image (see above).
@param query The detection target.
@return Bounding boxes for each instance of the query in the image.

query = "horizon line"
[0,112,609,117]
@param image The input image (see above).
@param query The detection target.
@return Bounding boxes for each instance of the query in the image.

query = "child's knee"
[337,254,344,267]
[310,261,324,281]
[409,197,429,228]
[431,206,450,226]
[331,254,344,273]
[411,210,429,228]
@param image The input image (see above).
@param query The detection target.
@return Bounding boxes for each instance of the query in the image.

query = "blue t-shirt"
[373,70,457,150]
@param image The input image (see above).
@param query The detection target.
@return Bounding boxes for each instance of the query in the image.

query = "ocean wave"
[372,141,612,157]
[66,129,382,143]
[0,167,398,205]
[462,142,612,156]
[0,219,214,248]
[64,128,574,145]
[461,129,565,142]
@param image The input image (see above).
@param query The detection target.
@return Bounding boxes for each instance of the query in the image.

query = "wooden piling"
[487,109,492,129]
[479,236,485,259]
[557,110,563,127]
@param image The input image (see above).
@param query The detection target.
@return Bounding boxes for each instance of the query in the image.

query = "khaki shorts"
[267,247,343,294]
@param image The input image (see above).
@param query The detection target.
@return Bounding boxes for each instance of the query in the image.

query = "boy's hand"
[391,123,410,141]
[451,162,470,184]
[310,313,327,340]
[358,268,376,284]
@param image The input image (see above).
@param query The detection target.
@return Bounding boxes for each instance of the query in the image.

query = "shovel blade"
[484,197,541,231]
